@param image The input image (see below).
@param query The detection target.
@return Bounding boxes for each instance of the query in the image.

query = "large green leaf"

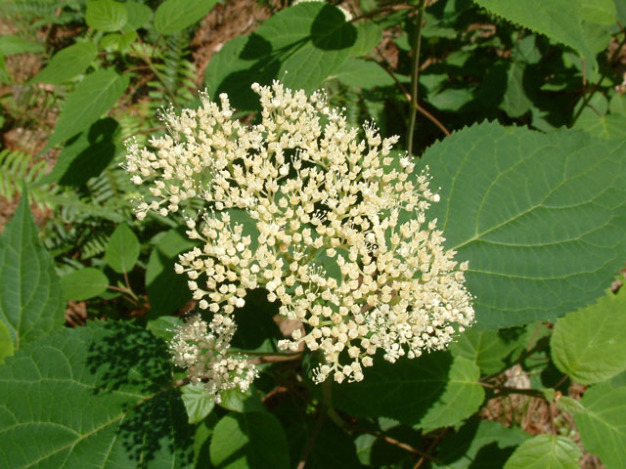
[154,0,218,35]
[503,435,581,469]
[0,191,64,349]
[333,352,484,428]
[46,68,129,149]
[86,0,128,32]
[575,383,626,468]
[205,3,359,110]
[473,0,595,64]
[551,290,626,384]
[0,322,194,468]
[210,412,289,469]
[60,267,109,301]
[105,223,140,274]
[29,41,97,85]
[145,229,195,317]
[421,122,626,329]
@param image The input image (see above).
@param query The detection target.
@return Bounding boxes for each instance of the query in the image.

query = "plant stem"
[571,29,626,126]
[480,381,547,399]
[371,52,450,136]
[406,0,427,156]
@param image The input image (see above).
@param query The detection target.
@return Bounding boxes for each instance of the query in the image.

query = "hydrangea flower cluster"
[126,81,474,397]
[169,314,258,402]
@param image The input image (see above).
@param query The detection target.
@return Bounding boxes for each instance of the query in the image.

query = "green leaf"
[124,1,152,30]
[551,290,626,385]
[333,352,484,428]
[181,383,215,424]
[556,396,585,415]
[581,0,617,25]
[60,267,109,301]
[421,122,626,329]
[210,412,290,469]
[0,191,64,350]
[217,387,265,413]
[419,356,485,430]
[205,3,359,110]
[100,30,137,52]
[473,0,595,65]
[500,35,541,118]
[350,22,383,55]
[86,0,128,31]
[429,87,474,112]
[575,383,626,468]
[46,68,129,149]
[146,315,181,342]
[434,418,529,469]
[503,435,581,469]
[331,58,399,89]
[574,112,626,140]
[38,118,120,186]
[154,0,218,35]
[105,223,140,274]
[450,328,525,374]
[0,320,14,365]
[0,322,194,467]
[29,41,97,85]
[0,35,42,55]
[146,229,195,317]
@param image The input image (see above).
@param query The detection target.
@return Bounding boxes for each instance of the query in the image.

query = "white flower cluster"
[170,314,258,402]
[126,81,474,391]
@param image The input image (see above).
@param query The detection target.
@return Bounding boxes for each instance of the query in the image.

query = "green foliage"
[29,41,98,85]
[473,0,596,64]
[0,322,194,467]
[0,149,48,200]
[154,0,219,35]
[0,321,14,364]
[46,69,129,149]
[210,412,290,469]
[85,0,128,32]
[205,3,364,110]
[181,383,215,424]
[575,383,626,468]
[503,434,582,469]
[551,290,626,384]
[60,267,109,301]
[422,122,626,329]
[104,223,140,274]
[0,191,64,350]
[145,229,195,317]
[2,0,626,467]
[333,353,484,428]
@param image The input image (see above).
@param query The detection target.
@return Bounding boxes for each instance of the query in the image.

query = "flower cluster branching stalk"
[125,81,474,401]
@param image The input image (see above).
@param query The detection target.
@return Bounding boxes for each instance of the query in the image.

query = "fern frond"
[0,148,49,199]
